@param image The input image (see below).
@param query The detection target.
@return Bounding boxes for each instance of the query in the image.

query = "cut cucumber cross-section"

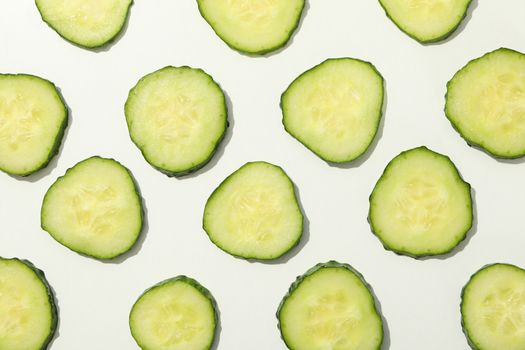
[0,257,57,350]
[125,66,228,176]
[282,58,384,163]
[277,261,384,350]
[0,74,68,176]
[130,276,218,350]
[379,0,473,43]
[203,161,303,260]
[35,0,132,48]
[41,156,144,260]
[445,48,525,158]
[197,0,305,55]
[461,263,525,350]
[369,146,473,258]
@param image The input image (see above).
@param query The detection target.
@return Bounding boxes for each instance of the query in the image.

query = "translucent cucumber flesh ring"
[129,276,218,350]
[35,0,132,48]
[125,66,228,176]
[281,58,384,163]
[41,156,144,260]
[369,146,473,257]
[197,0,305,54]
[0,74,68,176]
[445,48,525,158]
[0,258,57,350]
[379,0,473,43]
[203,161,303,260]
[462,263,525,350]
[277,261,383,350]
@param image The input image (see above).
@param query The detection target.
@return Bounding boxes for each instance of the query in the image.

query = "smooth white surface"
[1,1,524,349]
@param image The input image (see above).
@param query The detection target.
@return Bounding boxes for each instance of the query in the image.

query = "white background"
[1,1,525,349]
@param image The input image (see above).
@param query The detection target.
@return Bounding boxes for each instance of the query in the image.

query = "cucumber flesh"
[0,74,67,176]
[282,58,384,163]
[379,0,472,43]
[0,258,57,350]
[445,48,525,158]
[203,161,303,260]
[461,263,525,350]
[125,66,228,176]
[197,0,305,55]
[35,0,132,48]
[41,156,143,260]
[369,146,472,257]
[278,261,383,350]
[130,276,218,350]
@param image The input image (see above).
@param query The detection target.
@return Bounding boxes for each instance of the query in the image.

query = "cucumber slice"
[445,48,525,158]
[35,0,132,48]
[197,0,305,55]
[281,58,384,163]
[277,261,383,350]
[369,146,472,257]
[379,0,472,43]
[0,257,57,350]
[41,156,143,260]
[125,66,228,176]
[461,263,525,350]
[130,276,218,350]
[203,161,303,260]
[0,74,67,176]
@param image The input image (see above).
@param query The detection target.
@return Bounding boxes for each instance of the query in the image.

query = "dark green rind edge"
[445,47,525,159]
[34,0,133,49]
[378,0,473,44]
[40,156,145,261]
[196,0,306,56]
[368,146,473,259]
[0,257,58,350]
[129,275,219,350]
[202,161,304,261]
[460,263,525,350]
[125,66,228,177]
[276,261,384,350]
[0,73,68,177]
[281,57,385,164]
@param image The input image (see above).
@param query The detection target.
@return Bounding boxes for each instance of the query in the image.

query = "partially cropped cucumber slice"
[445,48,525,158]
[0,257,57,350]
[35,0,132,48]
[41,156,143,260]
[203,161,303,260]
[282,58,384,163]
[197,0,305,55]
[369,146,472,257]
[125,66,227,176]
[130,276,218,350]
[278,261,383,350]
[461,263,525,350]
[379,0,472,43]
[0,74,67,176]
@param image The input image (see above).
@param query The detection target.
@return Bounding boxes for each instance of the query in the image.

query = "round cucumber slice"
[281,58,384,164]
[35,0,132,48]
[379,0,473,43]
[203,161,303,260]
[41,156,144,260]
[0,257,57,350]
[461,263,525,350]
[445,48,525,158]
[0,74,68,176]
[125,66,228,176]
[197,0,305,55]
[277,261,384,350]
[369,146,473,258]
[130,276,218,350]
